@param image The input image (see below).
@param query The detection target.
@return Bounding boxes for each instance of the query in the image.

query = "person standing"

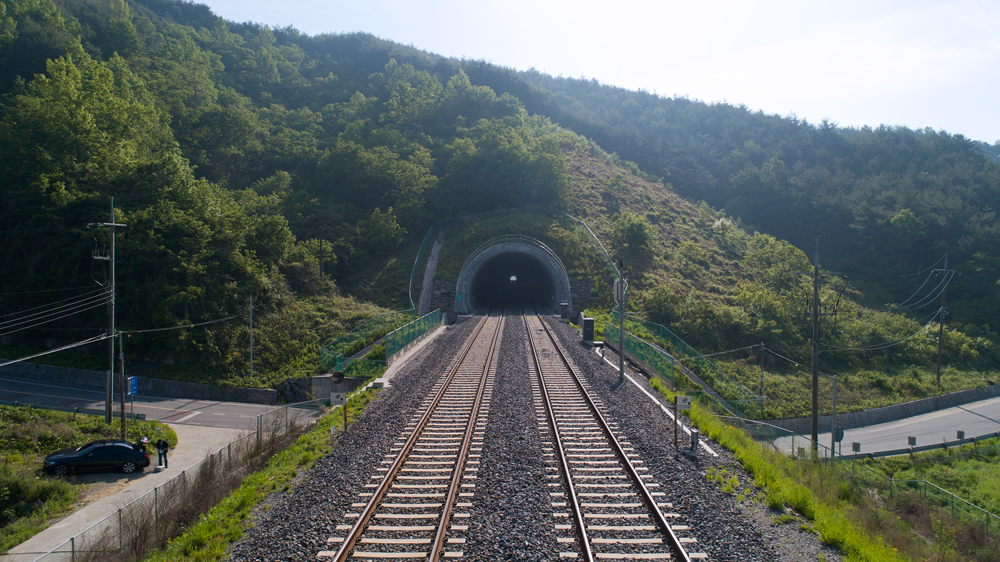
[155,438,169,468]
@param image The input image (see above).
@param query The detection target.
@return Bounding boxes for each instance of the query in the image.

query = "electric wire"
[0,292,111,330]
[946,308,1000,323]
[891,269,943,309]
[0,287,108,320]
[894,270,954,311]
[0,333,111,369]
[0,284,101,296]
[851,254,947,279]
[0,299,110,337]
[820,309,940,352]
[122,312,246,334]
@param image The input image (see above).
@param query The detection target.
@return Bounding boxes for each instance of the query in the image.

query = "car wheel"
[53,464,70,477]
[122,461,137,474]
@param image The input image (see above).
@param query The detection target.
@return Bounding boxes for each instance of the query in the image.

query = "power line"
[0,299,110,337]
[821,309,940,352]
[851,253,947,279]
[0,287,108,320]
[0,333,111,369]
[0,284,101,296]
[895,270,954,311]
[122,313,246,334]
[947,308,1000,323]
[0,291,110,328]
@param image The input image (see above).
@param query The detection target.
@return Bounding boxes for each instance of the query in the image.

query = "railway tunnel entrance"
[454,236,571,315]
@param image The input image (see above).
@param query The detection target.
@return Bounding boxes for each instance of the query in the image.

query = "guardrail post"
[71,537,75,562]
[119,509,123,549]
[154,487,158,528]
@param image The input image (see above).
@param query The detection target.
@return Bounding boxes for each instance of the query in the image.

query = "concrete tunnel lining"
[454,241,571,314]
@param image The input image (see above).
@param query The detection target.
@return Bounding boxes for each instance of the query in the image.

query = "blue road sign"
[128,376,138,396]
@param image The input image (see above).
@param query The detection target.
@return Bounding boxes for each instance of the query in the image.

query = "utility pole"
[90,198,126,425]
[249,295,254,379]
[119,334,126,438]
[319,226,324,281]
[936,255,948,385]
[759,342,765,398]
[616,260,626,380]
[795,241,840,453]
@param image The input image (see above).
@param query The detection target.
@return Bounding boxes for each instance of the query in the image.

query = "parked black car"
[44,439,150,477]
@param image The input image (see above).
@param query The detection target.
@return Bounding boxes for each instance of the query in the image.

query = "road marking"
[174,411,202,423]
[213,412,226,416]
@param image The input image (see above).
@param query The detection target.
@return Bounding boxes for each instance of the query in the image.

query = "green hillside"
[0,0,996,412]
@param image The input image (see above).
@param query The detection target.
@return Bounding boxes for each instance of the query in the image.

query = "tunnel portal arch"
[454,235,571,314]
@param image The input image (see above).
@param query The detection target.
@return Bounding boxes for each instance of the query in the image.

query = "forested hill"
[511,73,1000,319]
[1,0,999,389]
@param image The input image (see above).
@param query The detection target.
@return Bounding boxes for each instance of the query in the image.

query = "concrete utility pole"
[249,295,254,379]
[90,198,126,425]
[617,260,626,380]
[936,255,950,385]
[795,241,840,453]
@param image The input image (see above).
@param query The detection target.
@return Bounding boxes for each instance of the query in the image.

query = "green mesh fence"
[319,309,416,372]
[386,309,442,361]
[607,313,763,418]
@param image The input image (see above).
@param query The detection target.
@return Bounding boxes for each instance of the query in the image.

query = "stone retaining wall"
[0,358,279,405]
[770,384,1000,434]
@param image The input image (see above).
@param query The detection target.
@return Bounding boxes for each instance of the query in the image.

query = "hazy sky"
[197,0,1000,143]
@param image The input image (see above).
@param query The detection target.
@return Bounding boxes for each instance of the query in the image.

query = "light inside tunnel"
[470,252,556,311]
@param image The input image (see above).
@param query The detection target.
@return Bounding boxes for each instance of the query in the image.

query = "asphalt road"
[0,376,275,429]
[774,395,1000,457]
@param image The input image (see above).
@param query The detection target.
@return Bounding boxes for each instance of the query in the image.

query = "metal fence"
[604,320,763,418]
[385,309,442,365]
[28,399,327,562]
[318,309,416,372]
[722,416,1000,537]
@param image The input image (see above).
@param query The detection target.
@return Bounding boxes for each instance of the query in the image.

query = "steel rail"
[522,308,596,562]
[532,310,694,562]
[429,310,504,560]
[329,311,501,561]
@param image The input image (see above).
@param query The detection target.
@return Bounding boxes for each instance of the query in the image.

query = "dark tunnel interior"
[470,252,557,312]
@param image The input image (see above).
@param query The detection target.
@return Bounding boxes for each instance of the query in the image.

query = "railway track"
[319,311,503,561]
[523,310,706,561]
[315,308,707,561]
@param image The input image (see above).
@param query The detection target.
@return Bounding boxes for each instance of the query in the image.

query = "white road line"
[174,411,202,423]
[213,412,225,416]
[596,348,719,457]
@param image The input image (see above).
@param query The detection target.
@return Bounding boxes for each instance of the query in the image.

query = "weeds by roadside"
[0,406,175,554]
[649,376,1000,561]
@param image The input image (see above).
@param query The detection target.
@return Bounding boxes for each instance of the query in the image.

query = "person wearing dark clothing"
[155,438,169,468]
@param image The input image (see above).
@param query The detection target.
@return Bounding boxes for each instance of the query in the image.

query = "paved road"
[0,376,275,429]
[774,395,1000,457]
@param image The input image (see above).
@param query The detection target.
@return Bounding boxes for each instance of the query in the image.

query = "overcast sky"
[197,0,1000,144]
